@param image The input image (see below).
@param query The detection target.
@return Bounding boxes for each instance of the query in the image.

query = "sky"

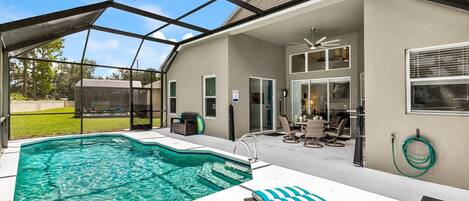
[0,0,240,72]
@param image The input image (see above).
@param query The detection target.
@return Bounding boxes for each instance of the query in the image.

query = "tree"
[52,59,96,100]
[110,69,158,86]
[10,39,64,100]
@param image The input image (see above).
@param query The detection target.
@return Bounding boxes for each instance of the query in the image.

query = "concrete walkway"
[157,128,469,201]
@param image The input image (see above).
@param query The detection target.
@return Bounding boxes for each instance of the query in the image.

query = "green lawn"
[11,107,160,139]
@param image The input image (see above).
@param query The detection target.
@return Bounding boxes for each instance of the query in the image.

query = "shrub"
[10,93,28,101]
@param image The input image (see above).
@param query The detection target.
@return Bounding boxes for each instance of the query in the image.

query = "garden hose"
[391,129,436,178]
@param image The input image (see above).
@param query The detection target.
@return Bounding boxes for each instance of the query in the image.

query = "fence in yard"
[11,100,75,113]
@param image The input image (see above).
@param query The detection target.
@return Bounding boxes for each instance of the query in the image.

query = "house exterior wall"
[167,36,230,139]
[364,0,469,189]
[228,34,286,139]
[285,31,364,134]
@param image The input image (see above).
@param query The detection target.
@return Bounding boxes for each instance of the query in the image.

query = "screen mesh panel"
[2,10,102,50]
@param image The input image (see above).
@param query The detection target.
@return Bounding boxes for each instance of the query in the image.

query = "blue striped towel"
[270,194,326,201]
[253,186,313,201]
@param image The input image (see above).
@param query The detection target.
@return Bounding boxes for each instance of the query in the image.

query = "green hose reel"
[391,129,436,178]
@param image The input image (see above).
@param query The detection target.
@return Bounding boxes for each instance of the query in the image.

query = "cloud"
[151,32,177,42]
[152,31,166,40]
[134,43,173,69]
[182,33,194,40]
[87,39,120,53]
[135,3,166,31]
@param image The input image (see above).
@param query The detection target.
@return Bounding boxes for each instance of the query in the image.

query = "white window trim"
[289,45,352,74]
[405,41,469,116]
[203,75,216,119]
[168,80,176,115]
[291,76,352,122]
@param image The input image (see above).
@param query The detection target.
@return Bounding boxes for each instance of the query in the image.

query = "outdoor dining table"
[294,120,330,132]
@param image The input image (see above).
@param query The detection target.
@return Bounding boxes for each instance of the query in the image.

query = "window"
[203,75,216,118]
[307,50,326,71]
[329,46,350,69]
[292,77,350,121]
[291,54,306,73]
[290,45,351,73]
[407,42,469,114]
[169,80,176,114]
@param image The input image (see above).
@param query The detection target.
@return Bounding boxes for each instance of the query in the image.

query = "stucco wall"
[364,0,469,189]
[228,34,286,139]
[285,31,364,133]
[167,36,230,139]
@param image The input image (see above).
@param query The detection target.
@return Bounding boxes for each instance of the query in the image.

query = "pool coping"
[0,131,268,201]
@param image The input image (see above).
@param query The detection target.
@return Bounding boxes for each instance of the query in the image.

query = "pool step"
[212,163,246,182]
[198,163,232,189]
[225,161,251,174]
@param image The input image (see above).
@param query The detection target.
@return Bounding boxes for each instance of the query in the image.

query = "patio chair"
[324,118,349,147]
[170,112,198,136]
[279,116,300,143]
[304,120,325,148]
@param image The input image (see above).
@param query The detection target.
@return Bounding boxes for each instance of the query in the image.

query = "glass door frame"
[249,76,276,134]
[130,87,153,130]
[291,76,351,121]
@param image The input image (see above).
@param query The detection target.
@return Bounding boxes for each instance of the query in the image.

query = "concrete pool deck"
[1,130,395,201]
[156,128,469,201]
[0,130,466,200]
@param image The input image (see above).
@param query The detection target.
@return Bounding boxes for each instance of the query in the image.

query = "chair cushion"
[253,186,310,201]
[324,131,338,137]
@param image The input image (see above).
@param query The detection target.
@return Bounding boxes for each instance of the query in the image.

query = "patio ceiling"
[0,0,312,72]
[242,0,364,46]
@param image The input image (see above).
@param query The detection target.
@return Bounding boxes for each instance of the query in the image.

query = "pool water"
[14,135,253,201]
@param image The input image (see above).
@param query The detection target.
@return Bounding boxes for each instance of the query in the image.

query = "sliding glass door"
[329,79,350,122]
[250,77,275,133]
[292,77,350,121]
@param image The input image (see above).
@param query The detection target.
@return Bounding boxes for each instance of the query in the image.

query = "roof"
[144,80,161,89]
[225,0,291,24]
[75,79,142,88]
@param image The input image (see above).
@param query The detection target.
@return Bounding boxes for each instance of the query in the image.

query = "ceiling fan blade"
[288,42,305,45]
[322,43,340,46]
[322,39,340,44]
[315,36,327,44]
[304,38,314,46]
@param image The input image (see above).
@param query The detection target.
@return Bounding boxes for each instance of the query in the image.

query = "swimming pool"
[14,135,253,200]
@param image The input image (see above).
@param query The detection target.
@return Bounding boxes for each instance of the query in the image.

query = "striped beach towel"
[252,186,312,201]
[270,194,326,201]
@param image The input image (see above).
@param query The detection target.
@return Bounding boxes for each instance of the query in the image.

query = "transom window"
[169,80,176,114]
[203,75,216,118]
[406,42,469,115]
[290,45,351,73]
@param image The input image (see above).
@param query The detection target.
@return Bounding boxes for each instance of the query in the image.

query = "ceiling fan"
[289,27,340,50]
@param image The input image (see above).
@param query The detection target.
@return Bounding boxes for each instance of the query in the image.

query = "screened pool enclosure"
[0,0,310,144]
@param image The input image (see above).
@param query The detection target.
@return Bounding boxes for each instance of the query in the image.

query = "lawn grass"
[11,107,160,139]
